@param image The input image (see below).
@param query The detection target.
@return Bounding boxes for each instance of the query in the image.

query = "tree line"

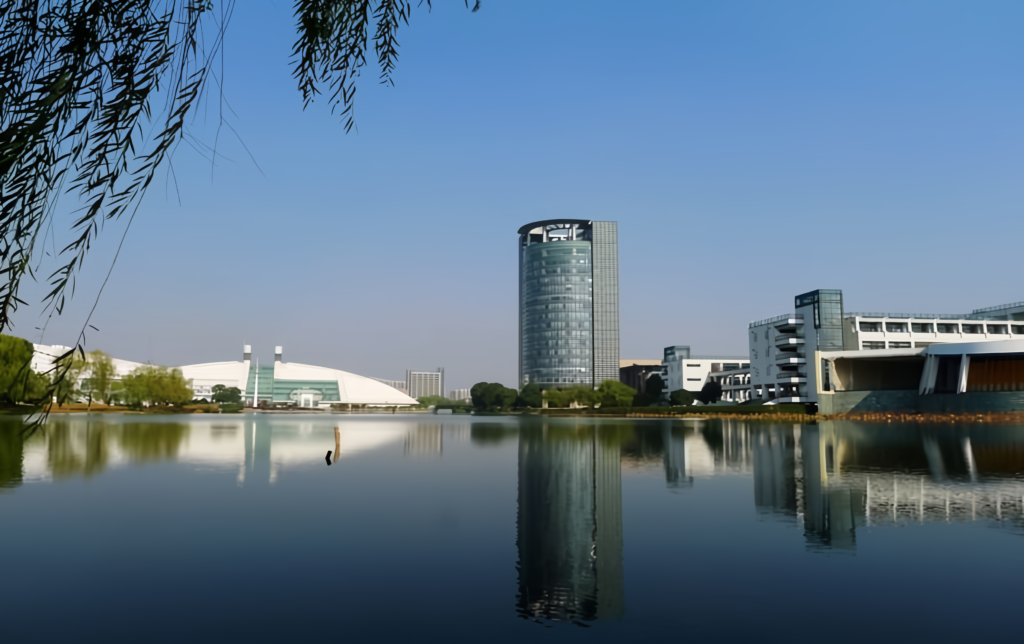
[462,377,723,412]
[0,334,243,409]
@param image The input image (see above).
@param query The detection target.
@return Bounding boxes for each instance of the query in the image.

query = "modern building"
[406,368,444,400]
[370,378,408,395]
[749,290,1024,405]
[448,388,471,402]
[30,343,417,408]
[707,367,752,403]
[618,359,663,394]
[662,345,749,394]
[816,338,1024,414]
[518,219,619,390]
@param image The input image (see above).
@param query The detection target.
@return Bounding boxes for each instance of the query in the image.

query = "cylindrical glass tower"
[519,219,619,390]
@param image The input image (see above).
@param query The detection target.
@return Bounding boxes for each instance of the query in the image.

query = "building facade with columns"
[749,290,1024,405]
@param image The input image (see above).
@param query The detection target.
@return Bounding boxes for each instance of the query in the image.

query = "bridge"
[431,404,474,414]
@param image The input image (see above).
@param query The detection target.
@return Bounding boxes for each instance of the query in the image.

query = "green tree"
[85,350,116,405]
[597,380,637,408]
[695,381,723,405]
[670,389,695,406]
[470,382,519,411]
[416,395,454,407]
[211,385,242,404]
[121,365,193,407]
[646,374,666,399]
[517,384,543,408]
[0,334,48,404]
[470,382,489,409]
[543,386,598,409]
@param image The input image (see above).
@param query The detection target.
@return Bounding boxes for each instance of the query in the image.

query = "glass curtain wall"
[520,241,594,388]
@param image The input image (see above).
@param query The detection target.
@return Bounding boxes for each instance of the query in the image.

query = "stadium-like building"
[30,344,417,408]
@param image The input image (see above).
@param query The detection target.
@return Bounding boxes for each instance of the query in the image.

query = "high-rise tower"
[518,219,619,390]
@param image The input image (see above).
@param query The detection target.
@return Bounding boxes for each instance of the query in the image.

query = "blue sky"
[13,0,1024,390]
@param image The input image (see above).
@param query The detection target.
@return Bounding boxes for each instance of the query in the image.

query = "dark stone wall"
[819,390,1024,414]
[819,390,921,414]
[920,392,1024,413]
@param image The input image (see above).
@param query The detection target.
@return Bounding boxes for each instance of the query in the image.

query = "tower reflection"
[515,422,624,622]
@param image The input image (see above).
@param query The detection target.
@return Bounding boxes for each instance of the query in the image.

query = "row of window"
[860,321,1024,334]
[862,341,935,349]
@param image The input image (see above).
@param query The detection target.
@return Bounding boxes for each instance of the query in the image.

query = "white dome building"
[180,346,418,408]
[31,343,417,408]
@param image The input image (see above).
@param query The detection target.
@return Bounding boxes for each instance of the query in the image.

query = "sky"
[11,0,1024,391]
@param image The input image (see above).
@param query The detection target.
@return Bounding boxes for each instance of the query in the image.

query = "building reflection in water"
[516,422,625,622]
[747,421,1024,553]
[404,424,443,457]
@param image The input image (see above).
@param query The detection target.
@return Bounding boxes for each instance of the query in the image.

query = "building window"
[962,324,982,334]
[911,323,933,333]
[915,342,932,348]
[885,322,908,333]
[1013,325,1024,335]
[686,363,700,367]
[889,342,911,349]
[863,341,885,350]
[859,321,882,332]
[686,378,701,382]
[987,324,1008,334]
[937,323,959,334]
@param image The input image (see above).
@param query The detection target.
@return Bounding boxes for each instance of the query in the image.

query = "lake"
[2,414,1023,642]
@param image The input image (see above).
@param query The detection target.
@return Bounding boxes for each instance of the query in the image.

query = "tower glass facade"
[519,220,619,389]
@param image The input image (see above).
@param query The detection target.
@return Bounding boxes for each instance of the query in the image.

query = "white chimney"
[275,346,283,363]
[243,345,252,362]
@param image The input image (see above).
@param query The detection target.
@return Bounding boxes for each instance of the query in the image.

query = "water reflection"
[712,421,1024,553]
[516,423,624,623]
[4,415,1024,562]
[404,424,443,457]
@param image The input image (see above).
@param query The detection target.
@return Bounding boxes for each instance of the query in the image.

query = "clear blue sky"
[13,0,1024,390]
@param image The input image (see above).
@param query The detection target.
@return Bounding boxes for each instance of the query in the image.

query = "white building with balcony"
[749,292,1024,406]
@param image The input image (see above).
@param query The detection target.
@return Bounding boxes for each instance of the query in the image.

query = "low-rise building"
[449,388,471,402]
[619,359,663,394]
[816,339,1024,414]
[662,345,748,394]
[707,368,752,403]
[749,290,1024,405]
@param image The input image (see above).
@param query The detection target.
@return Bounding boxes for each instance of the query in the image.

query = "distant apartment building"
[449,388,471,402]
[749,290,1024,404]
[370,377,408,395]
[406,368,444,400]
[618,360,663,394]
[662,345,749,394]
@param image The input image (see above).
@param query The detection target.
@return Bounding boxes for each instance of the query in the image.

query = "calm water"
[3,414,1024,641]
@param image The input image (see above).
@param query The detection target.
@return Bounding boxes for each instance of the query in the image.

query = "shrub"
[670,389,695,406]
